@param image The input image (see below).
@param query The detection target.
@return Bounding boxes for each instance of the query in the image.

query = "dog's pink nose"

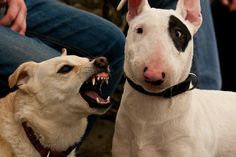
[143,67,165,86]
[94,57,108,68]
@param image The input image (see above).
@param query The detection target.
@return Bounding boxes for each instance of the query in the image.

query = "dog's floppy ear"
[117,0,150,22]
[8,61,38,89]
[176,0,202,33]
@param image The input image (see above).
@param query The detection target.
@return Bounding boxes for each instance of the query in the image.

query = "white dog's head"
[8,51,111,117]
[119,0,202,93]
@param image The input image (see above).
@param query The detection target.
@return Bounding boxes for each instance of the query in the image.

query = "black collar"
[126,73,197,98]
[22,122,71,157]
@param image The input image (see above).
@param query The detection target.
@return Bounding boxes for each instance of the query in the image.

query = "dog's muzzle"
[79,57,112,109]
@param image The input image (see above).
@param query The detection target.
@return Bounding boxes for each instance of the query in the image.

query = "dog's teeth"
[96,97,100,103]
[97,76,100,81]
[105,78,109,84]
[47,151,51,157]
[92,77,96,86]
[106,96,110,101]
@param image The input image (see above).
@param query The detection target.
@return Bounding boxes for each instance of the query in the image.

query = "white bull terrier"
[112,0,236,156]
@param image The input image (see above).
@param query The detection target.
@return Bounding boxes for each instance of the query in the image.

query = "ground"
[77,118,115,157]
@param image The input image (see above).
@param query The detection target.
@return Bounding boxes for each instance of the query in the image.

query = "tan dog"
[0,49,111,157]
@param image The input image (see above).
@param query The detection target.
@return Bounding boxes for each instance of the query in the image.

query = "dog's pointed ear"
[117,0,150,22]
[61,48,67,56]
[176,0,202,33]
[8,61,38,89]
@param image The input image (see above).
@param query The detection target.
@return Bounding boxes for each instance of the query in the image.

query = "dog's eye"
[57,65,74,74]
[136,27,143,34]
[175,29,182,38]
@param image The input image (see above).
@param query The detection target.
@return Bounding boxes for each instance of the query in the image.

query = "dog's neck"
[126,73,198,98]
[12,91,87,154]
[22,122,71,157]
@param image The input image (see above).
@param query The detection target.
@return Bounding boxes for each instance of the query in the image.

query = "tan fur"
[0,136,14,157]
[0,93,15,157]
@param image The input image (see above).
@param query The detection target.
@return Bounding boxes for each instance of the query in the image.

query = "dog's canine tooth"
[47,151,50,157]
[106,96,110,101]
[96,97,100,103]
[92,77,96,86]
[105,78,109,84]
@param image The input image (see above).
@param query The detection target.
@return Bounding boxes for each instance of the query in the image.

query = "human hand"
[0,0,27,35]
[221,0,236,11]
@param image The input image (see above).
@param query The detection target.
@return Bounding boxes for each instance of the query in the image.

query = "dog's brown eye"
[175,29,182,38]
[136,27,143,34]
[57,65,74,74]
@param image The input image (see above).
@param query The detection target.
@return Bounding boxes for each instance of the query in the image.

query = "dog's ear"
[8,61,38,89]
[61,48,67,56]
[176,0,202,33]
[117,0,150,22]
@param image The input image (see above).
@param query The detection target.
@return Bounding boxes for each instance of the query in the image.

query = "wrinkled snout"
[143,66,165,86]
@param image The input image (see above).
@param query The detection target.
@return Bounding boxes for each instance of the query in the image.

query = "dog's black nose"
[94,57,108,68]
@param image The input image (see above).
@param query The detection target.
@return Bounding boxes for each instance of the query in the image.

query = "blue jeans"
[151,0,222,90]
[0,0,125,97]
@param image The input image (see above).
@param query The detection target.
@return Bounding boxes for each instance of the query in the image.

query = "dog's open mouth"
[79,71,111,108]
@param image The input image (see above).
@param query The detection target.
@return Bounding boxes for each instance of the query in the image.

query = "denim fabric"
[192,0,222,90]
[151,0,222,90]
[0,0,125,97]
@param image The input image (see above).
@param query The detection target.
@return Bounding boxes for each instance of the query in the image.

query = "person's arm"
[0,0,27,35]
[221,0,236,11]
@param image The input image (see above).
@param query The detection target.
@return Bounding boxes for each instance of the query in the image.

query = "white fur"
[0,54,108,157]
[112,0,236,156]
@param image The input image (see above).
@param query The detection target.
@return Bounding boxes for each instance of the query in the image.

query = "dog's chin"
[79,71,112,110]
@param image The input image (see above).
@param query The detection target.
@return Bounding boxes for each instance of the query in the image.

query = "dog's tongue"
[85,91,110,105]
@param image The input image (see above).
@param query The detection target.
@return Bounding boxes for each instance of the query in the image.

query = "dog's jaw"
[79,71,112,111]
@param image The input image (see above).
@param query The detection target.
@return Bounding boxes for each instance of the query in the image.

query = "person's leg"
[0,0,124,98]
[192,0,221,90]
[0,26,60,97]
[25,0,125,97]
[149,0,222,90]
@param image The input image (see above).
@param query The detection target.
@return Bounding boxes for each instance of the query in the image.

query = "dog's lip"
[79,71,111,108]
[84,91,110,106]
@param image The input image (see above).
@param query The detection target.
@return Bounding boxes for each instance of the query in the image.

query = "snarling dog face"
[118,0,202,93]
[9,51,112,117]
